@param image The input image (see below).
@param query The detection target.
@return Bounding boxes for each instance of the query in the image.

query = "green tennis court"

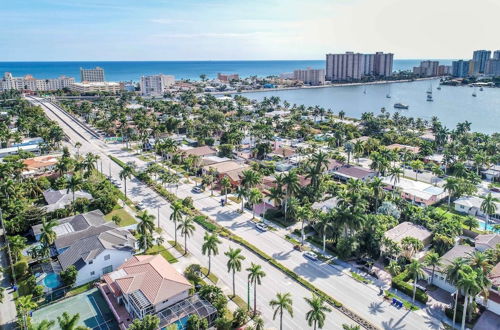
[31,288,118,329]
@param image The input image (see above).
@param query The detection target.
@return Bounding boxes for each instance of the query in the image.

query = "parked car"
[303,251,318,262]
[255,223,267,232]
[192,186,203,193]
[136,202,146,210]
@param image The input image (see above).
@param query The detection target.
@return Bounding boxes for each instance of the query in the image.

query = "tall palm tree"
[296,205,312,246]
[424,252,441,285]
[269,292,293,330]
[247,263,266,316]
[202,232,221,275]
[445,257,468,326]
[39,218,57,257]
[119,163,135,199]
[17,295,38,329]
[248,188,263,219]
[443,177,458,206]
[137,211,156,251]
[283,170,300,222]
[169,201,183,245]
[236,186,247,213]
[480,193,497,231]
[304,294,332,330]
[241,169,262,189]
[220,176,231,203]
[406,259,425,302]
[314,212,334,252]
[225,247,246,297]
[369,177,385,210]
[456,267,480,330]
[7,235,27,262]
[66,173,83,206]
[177,217,196,253]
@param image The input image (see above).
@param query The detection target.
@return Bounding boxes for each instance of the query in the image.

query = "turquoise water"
[241,79,500,134]
[43,273,61,289]
[166,315,189,330]
[0,60,452,81]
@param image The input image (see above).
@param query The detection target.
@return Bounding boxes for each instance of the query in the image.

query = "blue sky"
[2,0,499,61]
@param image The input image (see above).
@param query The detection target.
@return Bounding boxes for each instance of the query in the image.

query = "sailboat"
[426,82,433,94]
[363,86,367,94]
[472,89,477,97]
[386,85,391,98]
[426,94,433,102]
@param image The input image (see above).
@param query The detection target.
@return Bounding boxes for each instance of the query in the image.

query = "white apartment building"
[325,52,393,81]
[140,74,175,96]
[69,81,121,93]
[293,67,325,85]
[413,61,440,77]
[0,72,75,91]
[80,67,105,82]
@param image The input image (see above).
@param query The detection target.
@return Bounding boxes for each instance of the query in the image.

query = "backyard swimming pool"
[43,273,61,289]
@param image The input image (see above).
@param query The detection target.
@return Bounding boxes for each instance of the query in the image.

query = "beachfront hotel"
[293,67,325,85]
[80,66,105,82]
[0,72,75,92]
[325,51,393,81]
[139,74,175,96]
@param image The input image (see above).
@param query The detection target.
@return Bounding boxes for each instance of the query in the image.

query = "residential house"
[454,196,500,221]
[382,177,447,206]
[482,165,500,182]
[325,159,344,173]
[203,160,249,186]
[479,262,500,315]
[100,255,217,328]
[475,234,500,252]
[22,155,59,176]
[382,221,433,260]
[32,210,136,286]
[268,146,296,160]
[312,197,339,213]
[332,165,376,182]
[386,144,420,154]
[42,189,93,212]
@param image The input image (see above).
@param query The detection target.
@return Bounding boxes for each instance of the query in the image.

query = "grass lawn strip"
[146,244,178,264]
[200,267,219,284]
[104,208,137,227]
[384,290,419,311]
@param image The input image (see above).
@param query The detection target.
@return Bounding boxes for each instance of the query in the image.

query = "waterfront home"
[22,154,59,176]
[100,255,217,329]
[454,196,500,221]
[41,189,93,212]
[381,177,447,206]
[332,165,376,182]
[382,221,432,260]
[386,143,420,154]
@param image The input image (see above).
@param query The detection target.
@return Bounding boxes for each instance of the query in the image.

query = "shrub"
[13,260,28,279]
[60,265,78,287]
[392,271,428,303]
[183,196,194,209]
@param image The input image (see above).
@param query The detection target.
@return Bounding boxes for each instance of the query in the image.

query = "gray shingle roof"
[58,227,136,270]
[42,189,93,212]
[32,209,105,237]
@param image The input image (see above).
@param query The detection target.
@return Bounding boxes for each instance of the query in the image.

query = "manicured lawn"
[384,291,419,311]
[167,240,188,256]
[229,294,249,311]
[104,208,137,227]
[201,267,218,284]
[146,245,178,264]
[350,271,372,284]
[67,282,94,297]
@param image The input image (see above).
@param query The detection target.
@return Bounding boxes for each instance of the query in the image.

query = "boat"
[363,87,367,94]
[386,94,391,98]
[437,86,441,90]
[394,103,409,109]
[426,94,433,102]
[480,87,484,91]
[427,83,433,94]
[472,87,477,97]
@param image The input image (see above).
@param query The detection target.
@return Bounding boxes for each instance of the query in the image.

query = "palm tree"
[137,211,156,251]
[369,177,385,210]
[463,215,479,231]
[7,235,27,262]
[248,188,263,219]
[39,218,57,257]
[247,263,266,316]
[314,212,334,252]
[388,166,403,185]
[406,259,425,302]
[296,206,312,246]
[456,267,480,330]
[424,252,441,285]
[220,176,231,203]
[480,193,497,231]
[202,232,221,275]
[344,142,354,164]
[128,314,160,330]
[17,295,38,329]
[177,217,196,254]
[66,173,83,206]
[225,247,246,297]
[169,201,183,245]
[304,294,332,330]
[446,257,468,326]
[342,324,361,330]
[410,160,424,181]
[119,163,135,199]
[443,177,458,206]
[29,320,55,330]
[57,312,86,330]
[236,186,247,213]
[386,260,401,276]
[283,170,300,221]
[241,169,262,189]
[269,292,293,330]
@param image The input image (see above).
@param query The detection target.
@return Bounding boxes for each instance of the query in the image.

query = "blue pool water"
[166,315,189,330]
[43,273,61,289]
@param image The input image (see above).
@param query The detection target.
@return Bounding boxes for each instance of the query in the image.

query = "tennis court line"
[87,295,112,330]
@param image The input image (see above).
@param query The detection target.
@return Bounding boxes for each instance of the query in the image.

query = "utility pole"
[0,209,16,286]
[157,206,160,228]
[109,162,111,178]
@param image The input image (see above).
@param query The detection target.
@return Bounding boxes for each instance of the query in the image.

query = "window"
[102,265,113,274]
[90,271,95,276]
[104,254,110,261]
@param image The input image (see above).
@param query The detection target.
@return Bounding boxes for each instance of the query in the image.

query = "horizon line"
[0,58,457,63]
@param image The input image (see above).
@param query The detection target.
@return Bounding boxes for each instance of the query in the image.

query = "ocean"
[0,60,454,82]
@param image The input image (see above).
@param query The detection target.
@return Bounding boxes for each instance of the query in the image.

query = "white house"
[454,196,500,222]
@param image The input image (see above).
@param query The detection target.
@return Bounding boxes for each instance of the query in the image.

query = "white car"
[303,251,318,262]
[136,202,146,210]
[255,223,267,232]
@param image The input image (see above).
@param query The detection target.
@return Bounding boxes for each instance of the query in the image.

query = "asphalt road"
[30,97,358,329]
[31,96,446,330]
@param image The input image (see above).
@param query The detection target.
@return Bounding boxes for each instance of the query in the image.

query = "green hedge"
[392,271,428,304]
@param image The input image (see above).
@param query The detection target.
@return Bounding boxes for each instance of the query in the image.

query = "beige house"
[382,221,432,259]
